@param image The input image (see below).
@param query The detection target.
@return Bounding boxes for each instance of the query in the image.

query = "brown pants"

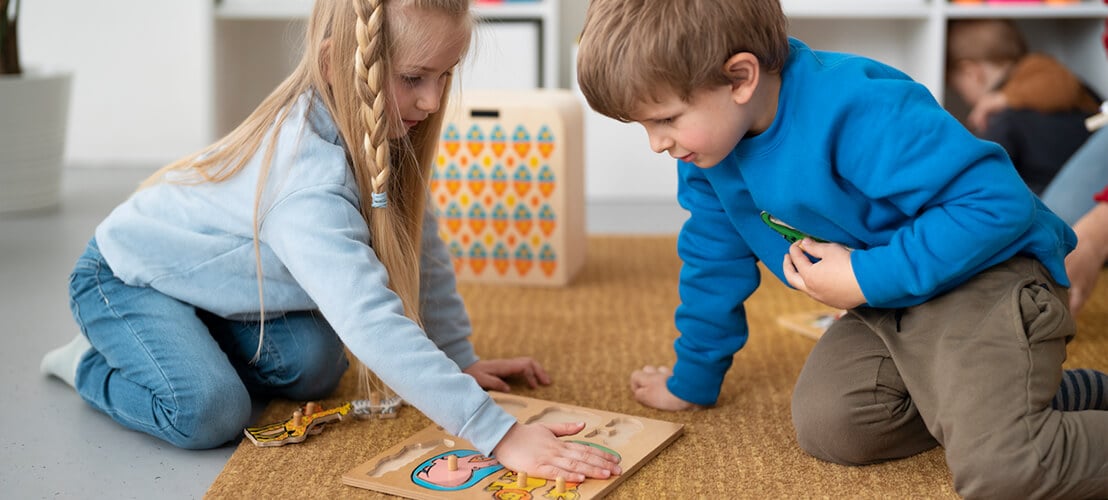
[792,257,1108,499]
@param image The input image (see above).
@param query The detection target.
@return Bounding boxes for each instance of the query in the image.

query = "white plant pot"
[0,69,72,213]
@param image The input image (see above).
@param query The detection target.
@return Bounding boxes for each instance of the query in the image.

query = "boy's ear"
[722,52,760,105]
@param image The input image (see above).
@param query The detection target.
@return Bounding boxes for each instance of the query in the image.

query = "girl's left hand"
[464,357,552,392]
[783,238,866,310]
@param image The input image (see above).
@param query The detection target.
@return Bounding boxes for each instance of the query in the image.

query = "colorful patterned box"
[432,90,586,285]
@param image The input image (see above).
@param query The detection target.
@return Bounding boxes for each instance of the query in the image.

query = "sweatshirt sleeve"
[1095,186,1108,204]
[418,204,479,369]
[1003,54,1100,114]
[670,162,761,406]
[260,184,515,455]
[834,78,1037,306]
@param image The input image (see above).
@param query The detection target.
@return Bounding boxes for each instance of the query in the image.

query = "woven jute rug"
[205,236,1108,498]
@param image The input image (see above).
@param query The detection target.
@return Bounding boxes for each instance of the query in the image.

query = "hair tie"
[371,191,388,208]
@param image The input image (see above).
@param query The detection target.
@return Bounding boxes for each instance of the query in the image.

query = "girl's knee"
[278,351,348,401]
[163,382,252,449]
[261,313,348,400]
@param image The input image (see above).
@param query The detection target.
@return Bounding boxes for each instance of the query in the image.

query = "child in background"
[946,18,1100,194]
[577,0,1108,497]
[1038,6,1108,225]
[39,0,620,482]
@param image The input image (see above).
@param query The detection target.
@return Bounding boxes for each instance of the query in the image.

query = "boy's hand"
[492,422,622,482]
[464,358,552,392]
[629,365,699,411]
[783,238,866,310]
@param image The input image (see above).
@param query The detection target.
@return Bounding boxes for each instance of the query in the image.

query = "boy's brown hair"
[946,19,1028,68]
[576,0,789,122]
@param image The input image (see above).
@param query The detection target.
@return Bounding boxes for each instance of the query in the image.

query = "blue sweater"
[95,92,517,454]
[669,39,1076,406]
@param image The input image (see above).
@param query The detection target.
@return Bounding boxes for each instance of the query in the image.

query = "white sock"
[41,334,92,389]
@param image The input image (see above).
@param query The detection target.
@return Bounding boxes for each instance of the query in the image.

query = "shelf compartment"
[215,0,553,20]
[945,3,1108,18]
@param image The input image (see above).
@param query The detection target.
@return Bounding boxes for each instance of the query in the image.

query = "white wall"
[20,1,578,169]
[19,2,1107,203]
[558,0,586,88]
[20,0,213,167]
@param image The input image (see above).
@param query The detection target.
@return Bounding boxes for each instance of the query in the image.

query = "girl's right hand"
[491,422,622,482]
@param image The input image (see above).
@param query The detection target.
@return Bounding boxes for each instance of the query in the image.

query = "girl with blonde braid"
[40,0,621,481]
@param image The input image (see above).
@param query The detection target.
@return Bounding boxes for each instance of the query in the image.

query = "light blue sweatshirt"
[95,92,516,454]
[668,39,1077,406]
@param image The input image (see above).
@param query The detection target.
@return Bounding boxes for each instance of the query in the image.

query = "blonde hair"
[947,19,1028,68]
[139,0,472,390]
[576,0,788,122]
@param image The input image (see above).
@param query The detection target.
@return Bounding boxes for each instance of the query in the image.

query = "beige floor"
[0,167,685,499]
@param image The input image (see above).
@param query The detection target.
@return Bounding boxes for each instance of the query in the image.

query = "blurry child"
[577,0,1108,497]
[946,18,1100,194]
[39,0,620,482]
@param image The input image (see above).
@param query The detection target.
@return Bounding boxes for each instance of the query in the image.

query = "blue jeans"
[1040,127,1108,226]
[68,239,348,449]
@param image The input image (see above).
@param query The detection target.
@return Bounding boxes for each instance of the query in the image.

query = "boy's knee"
[792,388,874,465]
[793,381,935,465]
[948,452,1042,500]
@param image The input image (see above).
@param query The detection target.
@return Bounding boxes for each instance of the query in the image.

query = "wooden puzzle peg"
[291,409,303,428]
[304,401,319,415]
[516,471,527,488]
[447,454,458,472]
[556,476,566,494]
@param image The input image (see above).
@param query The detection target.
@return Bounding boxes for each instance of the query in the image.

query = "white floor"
[0,167,685,499]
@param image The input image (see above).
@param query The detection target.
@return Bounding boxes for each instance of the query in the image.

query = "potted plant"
[1,0,72,212]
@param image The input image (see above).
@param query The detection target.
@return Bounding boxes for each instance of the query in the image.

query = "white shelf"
[944,3,1108,18]
[215,0,555,20]
[783,0,931,19]
[213,0,559,88]
[215,0,311,19]
[473,2,554,20]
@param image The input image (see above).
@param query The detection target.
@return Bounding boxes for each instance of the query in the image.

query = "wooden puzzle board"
[342,392,684,499]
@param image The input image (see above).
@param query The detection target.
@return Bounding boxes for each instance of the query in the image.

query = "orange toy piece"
[244,401,353,447]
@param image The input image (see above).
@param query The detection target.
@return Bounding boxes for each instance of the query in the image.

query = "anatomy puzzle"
[342,392,684,499]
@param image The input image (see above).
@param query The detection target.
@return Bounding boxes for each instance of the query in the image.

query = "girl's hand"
[464,357,551,392]
[783,238,866,310]
[492,422,622,482]
[1066,203,1108,315]
[629,365,699,411]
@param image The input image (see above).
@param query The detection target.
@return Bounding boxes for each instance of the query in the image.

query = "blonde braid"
[352,0,392,207]
[350,0,423,403]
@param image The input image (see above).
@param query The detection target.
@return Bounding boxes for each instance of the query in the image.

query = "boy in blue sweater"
[577,0,1108,497]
